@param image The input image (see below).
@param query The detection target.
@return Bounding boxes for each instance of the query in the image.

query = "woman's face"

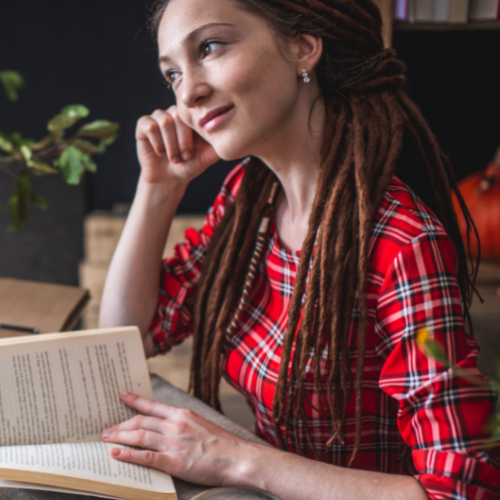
[158,0,303,160]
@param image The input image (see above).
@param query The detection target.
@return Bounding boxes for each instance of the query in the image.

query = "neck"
[255,92,325,223]
[251,90,325,251]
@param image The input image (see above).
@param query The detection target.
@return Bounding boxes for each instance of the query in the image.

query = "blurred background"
[1,0,499,428]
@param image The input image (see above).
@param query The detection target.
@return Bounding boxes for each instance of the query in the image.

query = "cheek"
[217,48,298,118]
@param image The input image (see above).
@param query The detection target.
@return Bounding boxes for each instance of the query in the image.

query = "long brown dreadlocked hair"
[151,0,480,464]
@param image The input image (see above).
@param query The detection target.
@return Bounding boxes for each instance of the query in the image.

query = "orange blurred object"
[453,147,500,260]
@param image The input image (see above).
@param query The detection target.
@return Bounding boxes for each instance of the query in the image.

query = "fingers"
[103,427,166,451]
[110,446,172,473]
[144,108,193,164]
[167,107,194,161]
[136,115,166,157]
[119,391,179,419]
[104,414,165,434]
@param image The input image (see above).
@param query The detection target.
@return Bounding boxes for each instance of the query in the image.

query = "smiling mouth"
[199,105,234,132]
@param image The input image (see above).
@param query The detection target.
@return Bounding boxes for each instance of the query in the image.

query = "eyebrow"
[158,22,235,64]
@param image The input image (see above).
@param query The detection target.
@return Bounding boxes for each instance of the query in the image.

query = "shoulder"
[370,175,454,274]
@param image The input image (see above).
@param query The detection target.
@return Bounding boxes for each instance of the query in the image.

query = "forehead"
[159,0,244,44]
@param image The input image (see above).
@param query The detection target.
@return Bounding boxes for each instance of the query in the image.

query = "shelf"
[394,20,500,31]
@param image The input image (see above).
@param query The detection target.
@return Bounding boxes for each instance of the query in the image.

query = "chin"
[210,134,255,162]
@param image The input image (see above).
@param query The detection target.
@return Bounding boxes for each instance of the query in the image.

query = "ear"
[295,34,323,79]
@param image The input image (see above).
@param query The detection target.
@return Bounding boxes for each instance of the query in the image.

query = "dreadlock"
[151,0,479,465]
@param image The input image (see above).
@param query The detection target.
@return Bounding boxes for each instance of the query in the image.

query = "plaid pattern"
[150,164,500,499]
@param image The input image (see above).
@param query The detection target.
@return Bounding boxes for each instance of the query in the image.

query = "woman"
[99,0,500,498]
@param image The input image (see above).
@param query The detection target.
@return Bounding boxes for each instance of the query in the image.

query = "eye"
[165,70,180,85]
[201,40,222,58]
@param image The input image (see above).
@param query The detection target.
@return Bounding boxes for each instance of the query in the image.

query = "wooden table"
[0,374,268,500]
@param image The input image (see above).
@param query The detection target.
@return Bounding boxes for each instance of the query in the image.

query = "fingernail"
[171,155,180,163]
[120,390,131,397]
[111,448,121,457]
[102,428,110,438]
[181,151,192,161]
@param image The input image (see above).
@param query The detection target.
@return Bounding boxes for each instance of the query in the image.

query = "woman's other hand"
[136,105,220,186]
[101,391,261,487]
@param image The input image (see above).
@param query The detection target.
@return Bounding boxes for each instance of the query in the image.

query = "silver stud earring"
[302,68,310,83]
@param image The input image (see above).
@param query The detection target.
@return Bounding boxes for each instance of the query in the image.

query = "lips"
[198,105,234,130]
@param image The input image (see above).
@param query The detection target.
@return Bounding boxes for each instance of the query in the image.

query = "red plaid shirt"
[150,163,500,499]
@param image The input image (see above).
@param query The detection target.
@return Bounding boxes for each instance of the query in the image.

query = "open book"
[0,327,175,500]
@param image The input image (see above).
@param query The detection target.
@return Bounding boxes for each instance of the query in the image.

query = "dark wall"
[392,28,500,180]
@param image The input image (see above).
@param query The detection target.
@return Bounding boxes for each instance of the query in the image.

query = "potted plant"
[0,70,119,230]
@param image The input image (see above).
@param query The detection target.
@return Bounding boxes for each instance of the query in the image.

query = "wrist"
[225,442,276,490]
[136,174,188,206]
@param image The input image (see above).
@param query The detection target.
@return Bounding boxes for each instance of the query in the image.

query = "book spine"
[409,0,416,22]
[434,0,452,21]
[450,0,470,23]
[415,0,435,21]
[394,0,410,21]
[470,0,499,19]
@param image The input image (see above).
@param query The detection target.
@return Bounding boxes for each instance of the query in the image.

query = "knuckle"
[159,116,173,129]
[143,451,155,466]
[179,408,195,419]
[145,121,158,134]
[136,429,147,445]
[175,420,189,434]
[131,415,144,427]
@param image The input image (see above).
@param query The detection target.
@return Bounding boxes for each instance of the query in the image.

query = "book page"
[0,441,174,495]
[0,327,153,446]
[0,478,122,499]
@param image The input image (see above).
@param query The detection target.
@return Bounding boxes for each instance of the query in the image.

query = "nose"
[179,68,211,108]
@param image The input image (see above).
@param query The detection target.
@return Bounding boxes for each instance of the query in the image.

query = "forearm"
[234,444,428,500]
[99,175,187,355]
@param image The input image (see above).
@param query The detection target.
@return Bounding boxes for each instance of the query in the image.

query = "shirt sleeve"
[375,231,500,499]
[148,164,244,354]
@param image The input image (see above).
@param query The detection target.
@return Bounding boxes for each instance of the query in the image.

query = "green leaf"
[47,105,89,134]
[0,135,13,153]
[0,70,24,101]
[7,175,33,231]
[71,138,100,155]
[47,113,78,134]
[77,120,119,139]
[27,159,58,175]
[58,145,85,185]
[61,105,89,119]
[81,153,97,173]
[7,194,23,231]
[20,144,32,161]
[0,132,33,149]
